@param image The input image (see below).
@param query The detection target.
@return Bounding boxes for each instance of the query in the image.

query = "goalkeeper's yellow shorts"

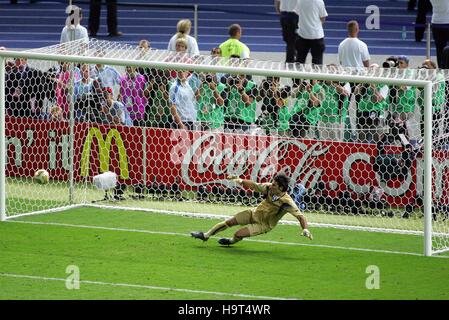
[234,209,272,236]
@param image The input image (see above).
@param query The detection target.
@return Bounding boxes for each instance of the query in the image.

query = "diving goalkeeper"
[191,172,313,245]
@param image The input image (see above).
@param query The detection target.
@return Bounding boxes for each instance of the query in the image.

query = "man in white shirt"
[430,0,449,68]
[60,6,89,44]
[275,0,299,63]
[338,21,370,69]
[92,63,122,98]
[294,0,328,65]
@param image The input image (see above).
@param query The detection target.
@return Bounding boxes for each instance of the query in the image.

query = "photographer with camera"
[287,79,323,139]
[374,133,417,183]
[257,76,291,135]
[385,56,416,143]
[197,73,226,130]
[355,64,389,143]
[143,68,172,129]
[318,80,351,141]
[222,74,258,133]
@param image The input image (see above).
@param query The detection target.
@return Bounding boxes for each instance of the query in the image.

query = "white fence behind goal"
[1,39,448,256]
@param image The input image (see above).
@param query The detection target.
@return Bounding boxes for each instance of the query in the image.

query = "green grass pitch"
[1,206,449,300]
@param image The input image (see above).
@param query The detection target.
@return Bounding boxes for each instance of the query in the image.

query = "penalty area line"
[0,272,291,300]
[6,220,440,258]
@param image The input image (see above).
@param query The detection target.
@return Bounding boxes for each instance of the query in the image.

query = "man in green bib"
[223,74,258,133]
[219,24,250,59]
[318,81,351,141]
[286,80,324,139]
[197,73,226,130]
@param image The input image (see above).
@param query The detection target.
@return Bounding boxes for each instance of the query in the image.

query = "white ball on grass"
[34,169,50,184]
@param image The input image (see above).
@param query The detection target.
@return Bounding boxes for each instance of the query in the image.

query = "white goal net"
[1,39,448,256]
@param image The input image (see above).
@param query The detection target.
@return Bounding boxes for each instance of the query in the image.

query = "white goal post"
[0,39,447,256]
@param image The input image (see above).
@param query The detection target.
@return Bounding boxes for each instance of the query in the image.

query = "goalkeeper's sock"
[229,235,243,244]
[205,221,228,239]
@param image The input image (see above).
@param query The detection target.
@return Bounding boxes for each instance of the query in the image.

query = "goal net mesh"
[2,39,449,254]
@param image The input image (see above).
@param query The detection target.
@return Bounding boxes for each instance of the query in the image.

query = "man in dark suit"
[414,0,432,42]
[88,0,122,37]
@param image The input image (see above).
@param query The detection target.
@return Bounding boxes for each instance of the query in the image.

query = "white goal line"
[0,272,292,300]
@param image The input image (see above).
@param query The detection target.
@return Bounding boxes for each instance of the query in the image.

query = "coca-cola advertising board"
[6,117,448,207]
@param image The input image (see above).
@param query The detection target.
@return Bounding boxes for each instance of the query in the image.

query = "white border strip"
[0,272,291,300]
[5,204,83,220]
[9,220,446,258]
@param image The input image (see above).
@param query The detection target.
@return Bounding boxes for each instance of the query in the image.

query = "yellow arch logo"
[80,127,129,179]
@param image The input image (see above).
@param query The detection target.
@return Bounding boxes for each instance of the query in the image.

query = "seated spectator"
[197,73,226,130]
[167,19,200,56]
[119,66,147,126]
[6,58,46,118]
[60,6,89,44]
[169,70,199,130]
[318,80,351,141]
[102,87,133,126]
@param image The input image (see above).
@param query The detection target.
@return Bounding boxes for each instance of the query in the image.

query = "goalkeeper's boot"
[191,231,208,242]
[218,238,233,246]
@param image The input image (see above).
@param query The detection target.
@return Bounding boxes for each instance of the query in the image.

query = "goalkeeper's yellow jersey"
[253,183,302,228]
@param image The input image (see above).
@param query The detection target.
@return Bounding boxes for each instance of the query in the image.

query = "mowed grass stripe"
[0,273,290,300]
[7,220,429,257]
[11,207,429,255]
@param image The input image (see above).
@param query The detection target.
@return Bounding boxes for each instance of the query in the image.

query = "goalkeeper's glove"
[302,229,313,240]
[227,175,243,184]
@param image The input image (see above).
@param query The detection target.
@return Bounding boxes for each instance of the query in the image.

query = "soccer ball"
[34,169,50,184]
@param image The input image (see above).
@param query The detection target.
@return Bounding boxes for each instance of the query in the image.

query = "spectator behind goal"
[219,24,250,59]
[60,6,89,44]
[167,19,200,56]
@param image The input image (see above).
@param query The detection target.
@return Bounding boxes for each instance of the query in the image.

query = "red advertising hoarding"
[7,117,445,207]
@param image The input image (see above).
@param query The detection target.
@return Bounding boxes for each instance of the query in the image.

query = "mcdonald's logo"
[81,127,129,179]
